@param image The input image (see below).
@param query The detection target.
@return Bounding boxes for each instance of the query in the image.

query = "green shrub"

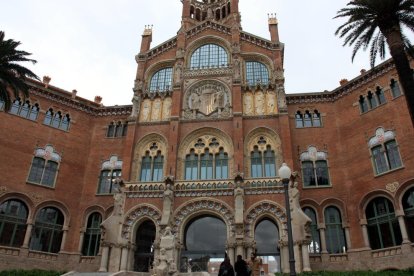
[0,270,63,276]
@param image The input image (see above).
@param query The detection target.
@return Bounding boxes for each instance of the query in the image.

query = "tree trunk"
[383,26,414,127]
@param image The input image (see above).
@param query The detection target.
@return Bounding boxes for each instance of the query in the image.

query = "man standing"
[247,252,262,276]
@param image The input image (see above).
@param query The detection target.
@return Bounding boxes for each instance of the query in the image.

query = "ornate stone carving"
[265,90,277,114]
[183,80,232,119]
[254,91,264,115]
[0,186,8,197]
[140,99,152,122]
[122,205,161,239]
[172,199,235,237]
[151,98,162,121]
[130,94,141,119]
[245,201,286,235]
[162,97,172,120]
[386,182,400,193]
[243,92,254,115]
[174,61,183,85]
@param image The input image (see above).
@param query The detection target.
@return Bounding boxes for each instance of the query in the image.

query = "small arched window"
[300,146,330,187]
[44,109,71,131]
[324,207,346,254]
[0,199,28,247]
[9,98,21,114]
[140,151,164,182]
[245,61,269,85]
[375,86,386,105]
[98,156,122,194]
[359,95,368,113]
[251,144,276,178]
[28,145,61,188]
[366,197,402,249]
[303,207,321,253]
[149,67,173,92]
[0,98,4,111]
[82,212,102,256]
[390,79,402,98]
[190,44,228,69]
[402,187,414,242]
[30,207,64,253]
[367,91,378,109]
[295,112,304,128]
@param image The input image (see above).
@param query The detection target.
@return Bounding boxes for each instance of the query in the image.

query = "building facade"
[0,0,414,273]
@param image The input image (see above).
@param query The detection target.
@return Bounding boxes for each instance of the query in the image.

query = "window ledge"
[295,126,323,129]
[3,112,39,123]
[95,193,114,196]
[360,102,387,115]
[42,123,70,132]
[26,181,55,189]
[303,185,332,189]
[391,94,403,100]
[374,166,404,178]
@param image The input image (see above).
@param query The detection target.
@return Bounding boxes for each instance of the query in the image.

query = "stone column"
[228,246,235,265]
[120,246,129,271]
[78,228,85,253]
[318,224,328,253]
[396,210,410,243]
[236,242,244,259]
[22,220,33,248]
[343,223,351,251]
[294,243,301,273]
[280,243,289,274]
[60,226,69,252]
[359,219,370,249]
[99,246,110,272]
[301,243,311,272]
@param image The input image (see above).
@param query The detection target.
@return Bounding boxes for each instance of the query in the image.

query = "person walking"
[247,252,262,276]
[235,255,249,276]
[218,254,235,276]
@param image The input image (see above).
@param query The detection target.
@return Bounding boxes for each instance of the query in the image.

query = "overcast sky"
[2,0,405,106]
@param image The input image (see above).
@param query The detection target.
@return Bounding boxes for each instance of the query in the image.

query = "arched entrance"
[254,219,281,274]
[181,215,227,273]
[134,220,156,272]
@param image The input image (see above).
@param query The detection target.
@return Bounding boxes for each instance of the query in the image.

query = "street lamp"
[279,163,296,276]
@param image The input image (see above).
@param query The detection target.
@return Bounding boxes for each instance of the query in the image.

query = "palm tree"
[0,31,39,111]
[335,0,414,125]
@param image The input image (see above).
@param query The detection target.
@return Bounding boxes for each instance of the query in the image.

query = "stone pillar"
[301,243,311,272]
[343,224,352,251]
[120,246,129,271]
[99,246,110,272]
[128,245,136,271]
[294,243,301,273]
[396,210,410,243]
[60,226,69,252]
[78,228,85,253]
[359,219,371,248]
[22,220,33,248]
[228,246,235,265]
[318,224,328,253]
[280,244,289,274]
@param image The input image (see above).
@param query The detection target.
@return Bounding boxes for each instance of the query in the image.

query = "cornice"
[286,59,396,104]
[240,31,282,51]
[186,20,232,39]
[28,82,132,117]
[143,37,178,61]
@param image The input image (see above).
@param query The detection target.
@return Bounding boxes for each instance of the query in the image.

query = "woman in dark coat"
[218,255,235,276]
[234,255,249,276]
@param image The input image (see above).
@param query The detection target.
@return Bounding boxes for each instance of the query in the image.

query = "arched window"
[390,79,402,98]
[301,146,330,187]
[255,219,280,261]
[134,220,156,272]
[44,108,53,125]
[182,216,226,272]
[312,110,321,127]
[19,101,30,118]
[82,212,102,256]
[190,44,228,69]
[375,86,386,105]
[0,199,28,247]
[250,137,278,178]
[30,207,64,253]
[359,95,368,113]
[28,146,61,188]
[149,67,173,92]
[140,151,164,182]
[295,112,304,128]
[245,61,269,85]
[303,111,312,127]
[368,128,403,175]
[303,207,321,253]
[9,98,21,114]
[200,149,213,180]
[98,155,123,194]
[107,122,115,137]
[215,149,228,179]
[402,187,414,242]
[324,207,346,253]
[367,91,378,109]
[44,109,71,131]
[0,98,4,111]
[184,137,229,180]
[98,169,121,194]
[28,103,39,120]
[366,197,402,249]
